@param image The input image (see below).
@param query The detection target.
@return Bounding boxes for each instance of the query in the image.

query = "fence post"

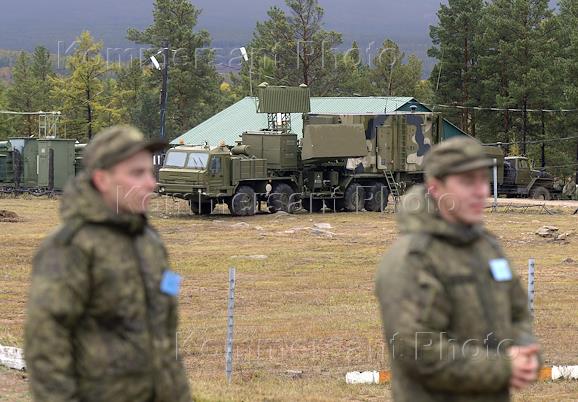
[493,158,498,211]
[528,259,535,318]
[225,267,236,384]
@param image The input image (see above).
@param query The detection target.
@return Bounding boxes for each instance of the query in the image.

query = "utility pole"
[541,111,546,168]
[575,140,578,186]
[159,42,170,140]
[522,101,528,155]
[541,142,545,169]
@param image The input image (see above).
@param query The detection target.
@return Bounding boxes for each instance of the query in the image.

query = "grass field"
[1,196,577,401]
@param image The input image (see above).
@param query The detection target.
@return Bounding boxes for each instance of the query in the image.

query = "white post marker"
[0,345,26,371]
[346,366,578,384]
[345,371,380,384]
[551,366,578,380]
[528,258,535,317]
[225,267,236,384]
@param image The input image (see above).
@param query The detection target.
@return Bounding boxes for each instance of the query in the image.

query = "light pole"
[240,47,252,97]
[150,43,170,140]
[150,43,170,171]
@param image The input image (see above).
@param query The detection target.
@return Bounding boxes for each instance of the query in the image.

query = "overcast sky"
[0,0,557,77]
[0,0,441,51]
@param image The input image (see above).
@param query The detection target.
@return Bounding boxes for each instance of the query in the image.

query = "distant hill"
[0,67,11,82]
[0,49,22,68]
[0,50,24,83]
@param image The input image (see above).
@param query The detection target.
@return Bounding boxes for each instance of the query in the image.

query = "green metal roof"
[172,96,421,146]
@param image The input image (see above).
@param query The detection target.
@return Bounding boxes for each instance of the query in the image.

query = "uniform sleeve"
[24,242,90,402]
[167,299,192,401]
[376,253,512,393]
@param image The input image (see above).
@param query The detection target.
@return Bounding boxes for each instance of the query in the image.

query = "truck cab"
[501,156,558,199]
[157,145,212,208]
[503,156,532,186]
[157,143,270,215]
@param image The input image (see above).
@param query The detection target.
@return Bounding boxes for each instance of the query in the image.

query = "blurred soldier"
[376,137,540,402]
[25,126,191,402]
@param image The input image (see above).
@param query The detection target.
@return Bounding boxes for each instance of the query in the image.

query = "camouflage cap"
[424,136,494,180]
[83,125,167,172]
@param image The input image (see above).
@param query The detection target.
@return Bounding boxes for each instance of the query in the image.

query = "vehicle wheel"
[530,186,551,201]
[268,183,299,213]
[189,200,213,215]
[228,185,256,216]
[344,183,366,212]
[365,182,389,212]
[302,198,323,213]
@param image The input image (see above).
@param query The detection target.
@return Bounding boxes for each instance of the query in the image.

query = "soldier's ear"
[91,169,112,194]
[426,177,445,201]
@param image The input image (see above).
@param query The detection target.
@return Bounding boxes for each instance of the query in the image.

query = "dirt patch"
[0,367,29,401]
[0,210,21,223]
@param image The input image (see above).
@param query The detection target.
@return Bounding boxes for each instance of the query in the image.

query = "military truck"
[484,146,561,200]
[157,85,448,215]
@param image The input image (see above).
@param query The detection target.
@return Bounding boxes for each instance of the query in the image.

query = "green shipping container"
[37,139,76,190]
[0,141,13,184]
[242,131,299,170]
[8,138,38,188]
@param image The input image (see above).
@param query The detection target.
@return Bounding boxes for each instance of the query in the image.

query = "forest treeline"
[0,0,576,173]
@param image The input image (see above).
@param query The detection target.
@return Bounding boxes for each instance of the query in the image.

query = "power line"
[484,135,578,146]
[0,110,61,116]
[423,103,578,113]
[543,162,578,169]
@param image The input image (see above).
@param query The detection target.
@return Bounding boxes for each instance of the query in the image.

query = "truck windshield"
[186,152,209,169]
[164,151,188,167]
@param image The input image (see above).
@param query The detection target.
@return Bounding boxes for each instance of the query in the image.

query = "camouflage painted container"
[305,112,441,173]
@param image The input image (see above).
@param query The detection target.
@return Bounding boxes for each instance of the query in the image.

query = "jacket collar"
[60,172,147,235]
[397,185,484,246]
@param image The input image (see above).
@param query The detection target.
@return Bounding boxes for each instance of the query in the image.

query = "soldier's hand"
[507,344,540,391]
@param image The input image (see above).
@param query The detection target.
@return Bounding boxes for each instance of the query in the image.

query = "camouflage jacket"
[375,185,537,402]
[25,173,191,402]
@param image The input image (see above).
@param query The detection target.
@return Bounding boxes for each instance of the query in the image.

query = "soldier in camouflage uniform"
[24,126,191,402]
[375,137,540,402]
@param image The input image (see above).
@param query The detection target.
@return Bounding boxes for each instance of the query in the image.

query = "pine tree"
[30,46,54,112]
[239,0,343,95]
[6,52,38,136]
[550,0,578,175]
[330,41,372,96]
[51,31,119,140]
[478,0,555,150]
[127,0,227,139]
[0,82,13,140]
[369,39,425,98]
[116,59,160,137]
[428,0,485,136]
[116,60,143,123]
[558,1,578,110]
